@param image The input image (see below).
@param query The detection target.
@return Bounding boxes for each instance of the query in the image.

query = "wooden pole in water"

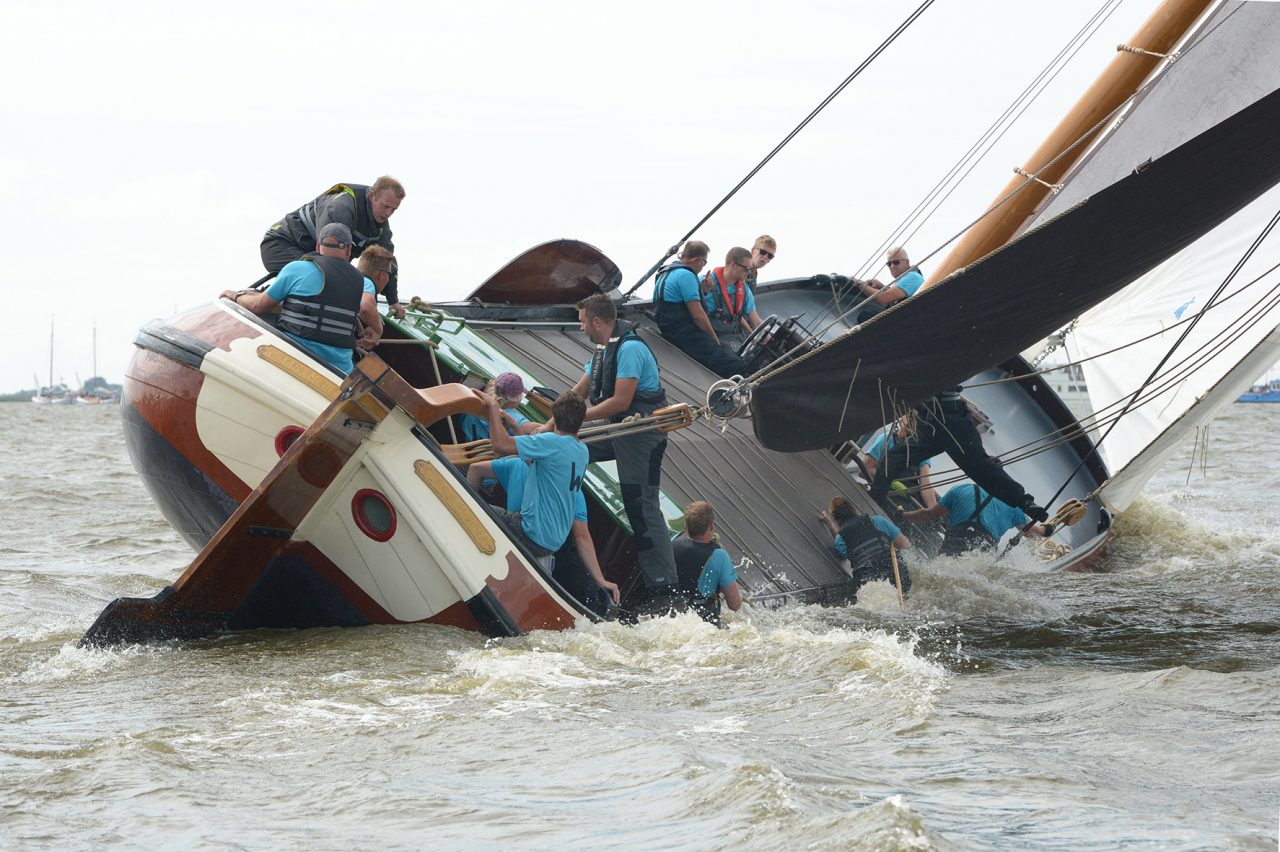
[924,0,1215,288]
[889,543,906,612]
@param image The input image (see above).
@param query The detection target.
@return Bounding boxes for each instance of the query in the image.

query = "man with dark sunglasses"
[744,234,777,290]
[852,246,925,324]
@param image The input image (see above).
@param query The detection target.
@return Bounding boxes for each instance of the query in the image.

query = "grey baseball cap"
[319,222,352,248]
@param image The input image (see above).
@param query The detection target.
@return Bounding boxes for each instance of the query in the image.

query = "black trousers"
[260,235,308,276]
[588,431,678,588]
[658,316,749,378]
[872,397,1031,510]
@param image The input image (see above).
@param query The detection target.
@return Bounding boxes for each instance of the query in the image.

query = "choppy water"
[2,403,1277,849]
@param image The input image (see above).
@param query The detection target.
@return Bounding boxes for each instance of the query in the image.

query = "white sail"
[1070,184,1280,511]
[1022,0,1280,512]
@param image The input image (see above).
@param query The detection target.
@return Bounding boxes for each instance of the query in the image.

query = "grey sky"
[4,0,1174,392]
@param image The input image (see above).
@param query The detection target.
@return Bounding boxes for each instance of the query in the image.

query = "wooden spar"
[924,0,1215,287]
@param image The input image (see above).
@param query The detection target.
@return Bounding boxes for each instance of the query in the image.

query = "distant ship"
[1237,379,1280,403]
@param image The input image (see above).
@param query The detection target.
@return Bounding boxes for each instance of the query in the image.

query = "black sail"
[750,85,1280,452]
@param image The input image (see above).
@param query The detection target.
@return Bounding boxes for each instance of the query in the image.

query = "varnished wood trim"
[257,344,340,399]
[414,459,496,555]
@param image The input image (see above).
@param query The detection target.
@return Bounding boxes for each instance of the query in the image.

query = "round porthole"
[274,425,306,457]
[352,489,397,542]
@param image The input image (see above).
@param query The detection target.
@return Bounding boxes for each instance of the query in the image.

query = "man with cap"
[261,177,408,318]
[221,223,381,375]
[457,372,538,444]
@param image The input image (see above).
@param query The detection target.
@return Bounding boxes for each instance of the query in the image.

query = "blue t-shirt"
[265,259,376,374]
[834,515,901,559]
[701,271,757,317]
[697,548,738,598]
[504,432,589,551]
[491,455,588,523]
[892,268,925,298]
[863,429,931,470]
[582,338,662,394]
[939,484,1027,541]
[458,408,529,444]
[658,266,702,303]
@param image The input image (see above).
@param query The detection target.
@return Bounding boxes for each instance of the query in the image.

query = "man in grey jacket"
[261,176,407,317]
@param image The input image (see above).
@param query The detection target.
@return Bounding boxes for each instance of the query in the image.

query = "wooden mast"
[924,0,1215,287]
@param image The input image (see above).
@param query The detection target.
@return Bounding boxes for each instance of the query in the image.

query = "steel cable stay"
[962,258,1280,388]
[845,0,1127,288]
[741,3,1247,390]
[621,0,939,299]
[890,274,1280,497]
[1025,204,1280,521]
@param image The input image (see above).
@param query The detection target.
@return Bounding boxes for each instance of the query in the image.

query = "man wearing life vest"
[871,387,1049,526]
[852,246,925,324]
[673,500,742,626]
[819,496,912,595]
[653,241,749,378]
[261,177,407,318]
[902,483,1047,555]
[701,246,765,351]
[561,294,680,598]
[221,223,381,375]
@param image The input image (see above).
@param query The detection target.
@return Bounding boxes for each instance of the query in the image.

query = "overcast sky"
[2,0,1195,392]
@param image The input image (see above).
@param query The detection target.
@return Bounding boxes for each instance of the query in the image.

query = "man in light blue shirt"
[902,483,1047,555]
[654,241,749,378]
[672,500,742,625]
[221,222,381,374]
[852,246,925,324]
[473,390,589,561]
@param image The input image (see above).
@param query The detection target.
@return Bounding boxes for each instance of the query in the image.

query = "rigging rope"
[1040,203,1280,510]
[738,1,1247,395]
[620,0,939,299]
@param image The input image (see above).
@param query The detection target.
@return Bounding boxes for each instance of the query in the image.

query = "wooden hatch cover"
[465,239,622,305]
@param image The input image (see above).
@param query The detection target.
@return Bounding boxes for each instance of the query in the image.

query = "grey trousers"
[589,429,678,588]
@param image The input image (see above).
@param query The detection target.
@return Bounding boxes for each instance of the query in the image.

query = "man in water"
[673,500,742,626]
[853,246,924,323]
[473,390,590,569]
[701,246,764,351]
[862,414,937,508]
[562,293,680,600]
[819,496,911,594]
[261,177,408,318]
[654,241,749,378]
[901,483,1047,555]
[221,223,381,375]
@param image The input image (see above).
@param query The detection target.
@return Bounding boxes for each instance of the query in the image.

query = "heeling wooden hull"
[104,305,583,642]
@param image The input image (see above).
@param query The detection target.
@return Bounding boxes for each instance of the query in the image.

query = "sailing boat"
[76,325,121,404]
[84,0,1280,645]
[31,319,74,405]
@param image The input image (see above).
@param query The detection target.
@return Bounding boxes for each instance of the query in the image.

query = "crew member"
[654,241,749,378]
[902,483,1047,555]
[261,177,407,318]
[819,496,912,594]
[871,388,1049,524]
[355,245,394,351]
[743,234,776,290]
[458,372,536,444]
[673,500,742,626]
[468,426,620,611]
[562,293,679,598]
[862,413,937,508]
[853,246,924,323]
[220,223,380,375]
[702,246,764,350]
[472,390,590,568]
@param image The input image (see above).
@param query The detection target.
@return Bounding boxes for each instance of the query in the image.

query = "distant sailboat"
[31,319,74,405]
[76,324,120,404]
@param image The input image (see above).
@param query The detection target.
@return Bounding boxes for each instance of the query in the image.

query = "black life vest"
[587,320,667,419]
[277,254,365,349]
[654,262,697,335]
[837,515,894,582]
[673,534,722,624]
